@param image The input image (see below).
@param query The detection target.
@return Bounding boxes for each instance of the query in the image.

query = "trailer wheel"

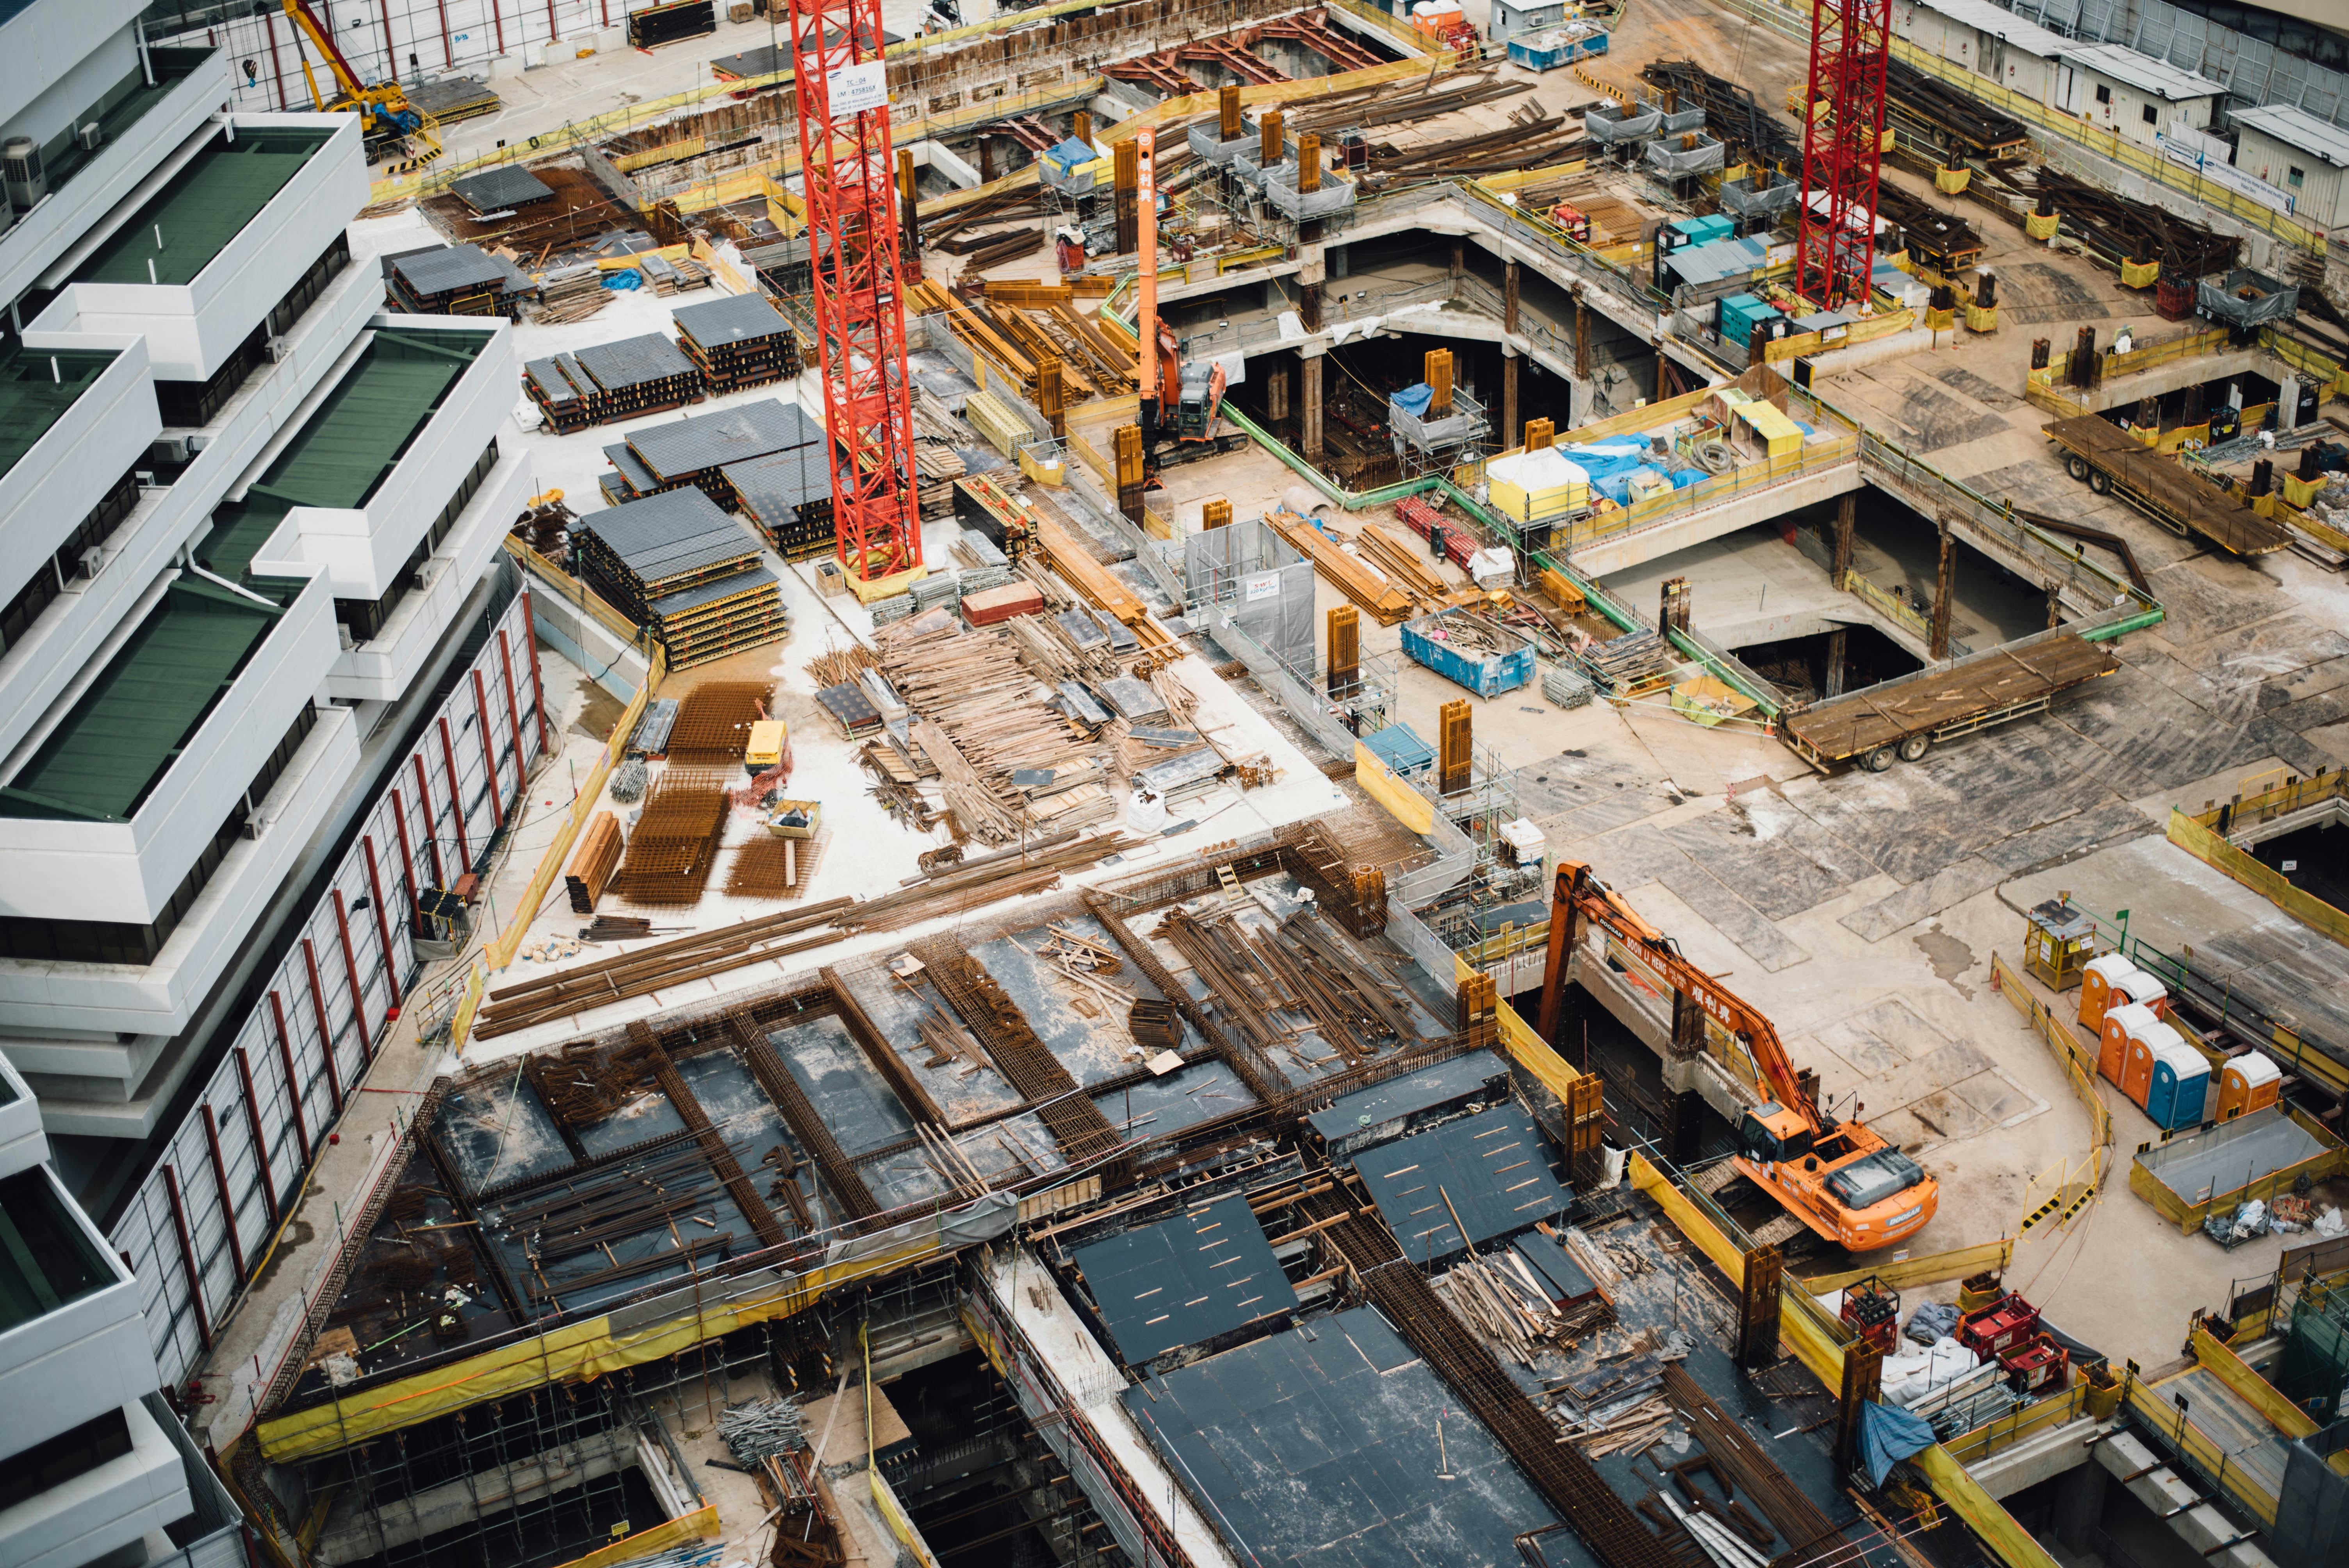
[1898,734,1930,762]
[2087,470,2111,495]
[1865,745,1897,772]
[2065,454,2091,481]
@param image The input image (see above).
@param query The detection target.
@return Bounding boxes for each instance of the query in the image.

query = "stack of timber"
[602,398,822,509]
[1264,508,1416,625]
[528,333,704,434]
[1574,629,1679,697]
[872,610,1118,841]
[576,488,786,668]
[672,292,803,390]
[535,266,613,326]
[727,443,836,560]
[565,811,623,912]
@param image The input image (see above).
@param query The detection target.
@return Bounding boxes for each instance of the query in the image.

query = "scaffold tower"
[787,0,924,582]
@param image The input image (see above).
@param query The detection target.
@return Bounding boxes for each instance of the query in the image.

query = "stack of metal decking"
[600,398,821,511]
[672,293,803,391]
[726,443,835,561]
[387,243,532,317]
[575,488,785,670]
[527,333,705,435]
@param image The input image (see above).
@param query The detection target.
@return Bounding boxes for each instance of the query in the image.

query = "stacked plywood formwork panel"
[672,292,804,391]
[599,397,822,510]
[528,333,706,434]
[575,488,786,669]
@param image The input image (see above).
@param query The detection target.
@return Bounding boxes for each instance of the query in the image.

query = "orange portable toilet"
[2121,1016,2177,1109]
[2112,968,2169,1022]
[2219,1052,2282,1119]
[2100,1001,2156,1087]
[2079,955,2138,1032]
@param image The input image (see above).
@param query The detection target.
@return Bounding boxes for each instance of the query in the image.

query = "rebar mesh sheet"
[668,682,771,762]
[613,768,729,904]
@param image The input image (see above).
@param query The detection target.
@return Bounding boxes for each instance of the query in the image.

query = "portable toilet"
[2099,1001,2157,1087]
[2144,1034,2208,1130]
[2079,954,2138,1033]
[2121,1015,2181,1109]
[2112,968,2168,1021]
[2219,1052,2282,1120]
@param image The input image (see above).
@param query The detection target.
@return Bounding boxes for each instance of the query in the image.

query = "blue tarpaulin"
[1043,137,1095,171]
[1561,441,1648,481]
[1391,383,1434,417]
[1856,1400,1937,1486]
[1668,468,1706,488]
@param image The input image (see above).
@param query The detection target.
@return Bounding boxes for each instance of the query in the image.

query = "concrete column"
[1502,349,1519,451]
[2046,581,2063,630]
[2055,1457,2107,1553]
[1664,1089,1707,1163]
[1931,519,1955,660]
[1824,628,1848,698]
[1831,491,1856,583]
[1301,351,1324,458]
[1450,239,1465,281]
[1504,258,1520,334]
[1328,243,1350,279]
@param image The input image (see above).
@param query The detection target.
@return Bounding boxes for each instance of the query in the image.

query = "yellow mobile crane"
[280,0,439,167]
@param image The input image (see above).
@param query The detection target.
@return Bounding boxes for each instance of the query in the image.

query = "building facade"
[2232,101,2349,226]
[0,0,544,1422]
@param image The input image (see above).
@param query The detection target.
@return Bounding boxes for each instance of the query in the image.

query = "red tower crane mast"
[786,0,923,584]
[1795,0,1893,309]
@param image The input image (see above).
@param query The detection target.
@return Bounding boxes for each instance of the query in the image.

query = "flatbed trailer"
[1782,632,2119,771]
[2042,415,2290,557]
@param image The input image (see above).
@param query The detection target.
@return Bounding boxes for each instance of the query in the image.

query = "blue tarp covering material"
[1669,469,1707,488]
[1043,136,1095,170]
[602,270,641,290]
[1391,383,1434,417]
[1561,441,1647,481]
[1856,1401,1937,1486]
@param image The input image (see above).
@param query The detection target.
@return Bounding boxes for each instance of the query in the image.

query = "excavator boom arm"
[1542,862,1820,1131]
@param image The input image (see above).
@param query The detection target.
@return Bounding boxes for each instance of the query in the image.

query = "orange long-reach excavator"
[1538,861,1937,1253]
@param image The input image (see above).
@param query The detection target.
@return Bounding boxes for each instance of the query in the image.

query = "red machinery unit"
[1958,1292,2042,1360]
[1841,1275,1901,1354]
[1795,0,1892,308]
[1999,1335,2071,1394]
[785,0,923,585]
[1550,204,1591,243]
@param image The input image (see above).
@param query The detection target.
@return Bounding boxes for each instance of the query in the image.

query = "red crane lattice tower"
[1795,0,1893,309]
[787,0,922,583]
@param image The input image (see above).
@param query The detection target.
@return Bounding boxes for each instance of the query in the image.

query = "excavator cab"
[1823,1147,1928,1212]
[1736,1102,1814,1166]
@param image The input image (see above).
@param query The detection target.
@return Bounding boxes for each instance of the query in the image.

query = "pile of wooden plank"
[534,266,612,326]
[564,811,623,912]
[1575,628,1678,697]
[1263,508,1416,625]
[873,610,1116,841]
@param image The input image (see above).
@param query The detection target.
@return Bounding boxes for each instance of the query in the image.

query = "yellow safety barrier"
[1547,437,1861,557]
[1911,1444,2068,1567]
[549,1507,719,1568]
[1354,742,1436,834]
[2124,1374,2283,1523]
[1939,1383,2091,1468]
[1803,1238,2014,1296]
[2168,807,2349,948]
[1989,951,2113,1193]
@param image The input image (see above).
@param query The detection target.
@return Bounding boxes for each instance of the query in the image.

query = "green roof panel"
[73,127,336,287]
[0,346,120,481]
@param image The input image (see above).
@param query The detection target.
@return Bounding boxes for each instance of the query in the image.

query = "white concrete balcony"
[0,333,158,581]
[0,1049,40,1177]
[0,566,337,928]
[0,245,384,762]
[0,45,232,308]
[237,317,514,602]
[0,697,359,1058]
[0,1398,190,1568]
[0,1162,155,1457]
[31,113,368,381]
[325,438,535,702]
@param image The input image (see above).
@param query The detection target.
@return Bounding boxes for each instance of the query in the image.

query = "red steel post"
[268,992,312,1164]
[162,1165,213,1352]
[521,592,552,754]
[361,837,402,1005]
[232,1048,281,1228]
[437,717,473,870]
[472,669,505,832]
[411,755,448,886]
[200,1105,248,1280]
[301,939,344,1115]
[331,891,372,1063]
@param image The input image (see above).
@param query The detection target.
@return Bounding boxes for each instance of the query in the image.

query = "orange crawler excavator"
[1538,861,1937,1253]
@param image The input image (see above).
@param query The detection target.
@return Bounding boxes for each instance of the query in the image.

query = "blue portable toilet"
[2146,1037,2210,1131]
